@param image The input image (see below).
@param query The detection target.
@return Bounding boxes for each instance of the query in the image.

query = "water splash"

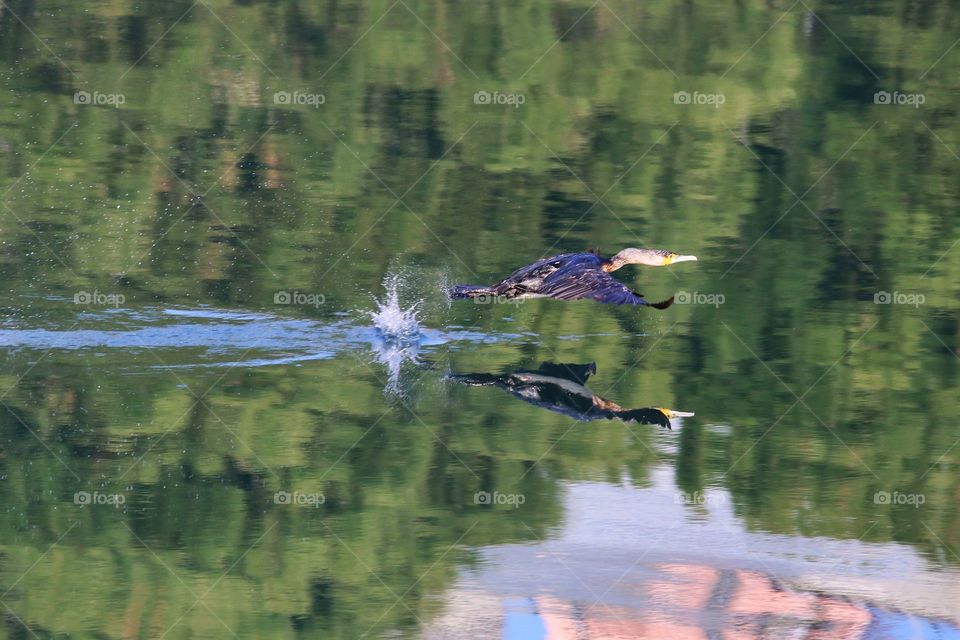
[368,275,425,396]
[368,276,422,341]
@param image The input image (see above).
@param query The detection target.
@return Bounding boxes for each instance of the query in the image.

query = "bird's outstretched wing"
[539,266,674,307]
[495,253,584,291]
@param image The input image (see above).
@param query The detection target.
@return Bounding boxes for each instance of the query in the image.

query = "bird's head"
[655,408,696,420]
[606,248,698,270]
[654,408,695,429]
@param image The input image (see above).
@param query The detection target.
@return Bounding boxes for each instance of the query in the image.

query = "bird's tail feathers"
[646,295,675,310]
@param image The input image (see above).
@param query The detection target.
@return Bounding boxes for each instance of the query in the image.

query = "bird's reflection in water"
[450,362,693,429]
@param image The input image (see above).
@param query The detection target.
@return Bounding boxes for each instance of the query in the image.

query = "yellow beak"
[656,408,695,419]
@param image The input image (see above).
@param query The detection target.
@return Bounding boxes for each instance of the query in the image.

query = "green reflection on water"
[0,0,958,637]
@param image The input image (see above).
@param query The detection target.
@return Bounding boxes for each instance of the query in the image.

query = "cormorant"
[449,248,697,307]
[450,361,693,428]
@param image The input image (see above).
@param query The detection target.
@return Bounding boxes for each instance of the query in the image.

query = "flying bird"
[449,248,697,308]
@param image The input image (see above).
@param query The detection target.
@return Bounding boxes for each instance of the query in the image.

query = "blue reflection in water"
[864,607,960,640]
[502,598,546,640]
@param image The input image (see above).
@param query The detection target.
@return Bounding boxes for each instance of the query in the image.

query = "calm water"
[1,1,959,638]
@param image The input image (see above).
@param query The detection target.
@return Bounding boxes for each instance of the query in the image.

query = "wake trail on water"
[0,269,536,387]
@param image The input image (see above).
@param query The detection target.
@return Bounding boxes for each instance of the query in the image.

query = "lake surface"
[1,1,959,638]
